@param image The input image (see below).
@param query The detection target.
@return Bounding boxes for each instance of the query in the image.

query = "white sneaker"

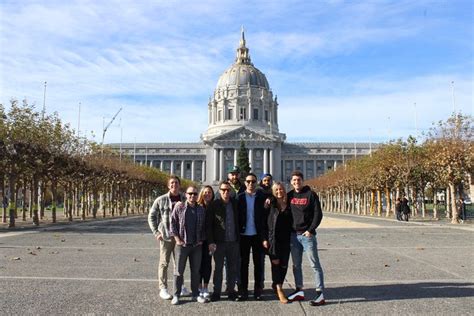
[159,288,172,300]
[309,291,325,306]
[181,286,190,296]
[193,296,208,303]
[201,288,210,299]
[171,296,179,305]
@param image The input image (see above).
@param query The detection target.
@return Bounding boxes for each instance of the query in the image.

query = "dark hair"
[290,170,304,180]
[168,175,181,185]
[246,172,257,180]
[219,180,231,188]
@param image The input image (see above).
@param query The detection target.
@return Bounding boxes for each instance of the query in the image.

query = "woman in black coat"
[262,182,292,304]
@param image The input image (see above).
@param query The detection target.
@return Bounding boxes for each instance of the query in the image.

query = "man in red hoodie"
[286,170,325,306]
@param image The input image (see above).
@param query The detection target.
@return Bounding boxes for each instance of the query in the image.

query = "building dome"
[216,29,269,90]
[216,64,269,89]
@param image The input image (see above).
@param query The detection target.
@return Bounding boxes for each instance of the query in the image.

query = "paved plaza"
[0,213,473,315]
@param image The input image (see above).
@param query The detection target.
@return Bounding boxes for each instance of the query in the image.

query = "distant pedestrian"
[395,197,402,221]
[401,197,410,222]
[457,197,466,223]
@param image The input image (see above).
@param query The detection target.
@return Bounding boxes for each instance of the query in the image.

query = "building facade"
[112,31,375,184]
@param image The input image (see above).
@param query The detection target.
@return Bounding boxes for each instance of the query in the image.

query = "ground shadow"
[318,282,474,303]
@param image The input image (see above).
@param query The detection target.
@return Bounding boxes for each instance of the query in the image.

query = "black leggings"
[270,243,290,285]
[200,240,212,284]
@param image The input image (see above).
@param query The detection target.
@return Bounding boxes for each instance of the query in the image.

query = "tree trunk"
[446,186,451,219]
[450,182,459,224]
[22,179,27,221]
[32,176,39,226]
[51,179,57,223]
[376,189,382,216]
[385,187,391,217]
[8,174,17,228]
[1,174,6,223]
[433,189,438,219]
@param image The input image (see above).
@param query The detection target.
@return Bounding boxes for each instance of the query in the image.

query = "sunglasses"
[245,180,257,184]
[186,192,198,196]
[220,188,230,192]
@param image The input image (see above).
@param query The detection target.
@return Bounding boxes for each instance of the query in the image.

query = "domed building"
[112,30,375,184]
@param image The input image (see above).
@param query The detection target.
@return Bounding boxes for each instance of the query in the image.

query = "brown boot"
[276,288,288,304]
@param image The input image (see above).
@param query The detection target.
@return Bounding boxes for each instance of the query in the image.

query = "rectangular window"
[227,108,233,120]
[218,110,222,121]
[240,108,247,120]
[253,108,259,120]
[265,110,269,121]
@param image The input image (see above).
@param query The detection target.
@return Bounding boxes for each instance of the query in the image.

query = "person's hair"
[219,180,231,188]
[197,185,215,206]
[245,172,257,180]
[185,185,198,193]
[290,170,304,180]
[272,182,287,208]
[168,175,181,185]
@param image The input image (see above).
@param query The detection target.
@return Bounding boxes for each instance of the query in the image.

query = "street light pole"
[42,81,47,120]
[451,81,456,114]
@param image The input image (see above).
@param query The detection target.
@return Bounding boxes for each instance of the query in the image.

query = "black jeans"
[213,241,239,295]
[270,242,290,285]
[200,240,212,284]
[239,235,263,293]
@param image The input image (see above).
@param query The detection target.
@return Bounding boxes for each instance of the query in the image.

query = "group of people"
[395,197,411,221]
[148,166,325,307]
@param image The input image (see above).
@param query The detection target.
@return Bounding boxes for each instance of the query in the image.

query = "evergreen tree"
[237,140,251,177]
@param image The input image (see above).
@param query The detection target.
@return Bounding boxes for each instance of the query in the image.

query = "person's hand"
[303,231,313,237]
[262,240,270,249]
[264,198,271,209]
[156,234,163,241]
[175,238,185,246]
[208,243,217,254]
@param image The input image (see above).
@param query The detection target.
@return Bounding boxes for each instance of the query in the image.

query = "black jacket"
[288,185,323,235]
[206,198,240,244]
[237,190,266,240]
[262,198,292,256]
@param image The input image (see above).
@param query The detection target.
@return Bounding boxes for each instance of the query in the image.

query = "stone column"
[170,160,175,175]
[219,149,224,181]
[234,149,238,166]
[191,160,195,181]
[269,149,273,175]
[303,159,307,178]
[181,160,185,178]
[324,160,327,173]
[263,148,268,174]
[202,160,206,182]
[249,149,253,171]
[214,148,218,181]
[160,160,163,171]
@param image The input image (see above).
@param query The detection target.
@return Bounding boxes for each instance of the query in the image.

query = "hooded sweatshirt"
[288,185,323,235]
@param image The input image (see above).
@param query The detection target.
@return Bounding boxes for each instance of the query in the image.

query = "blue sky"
[0,0,472,143]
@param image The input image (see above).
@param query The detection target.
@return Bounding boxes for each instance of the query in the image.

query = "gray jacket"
[148,192,185,241]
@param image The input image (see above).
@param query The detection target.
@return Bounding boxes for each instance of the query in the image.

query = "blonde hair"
[272,182,287,207]
[197,185,215,207]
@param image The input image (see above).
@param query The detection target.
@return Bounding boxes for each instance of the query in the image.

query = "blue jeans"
[290,232,324,291]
